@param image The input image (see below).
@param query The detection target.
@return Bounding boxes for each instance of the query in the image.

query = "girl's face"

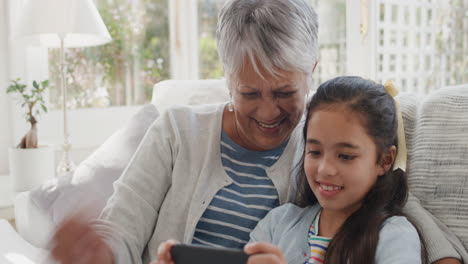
[304,104,386,218]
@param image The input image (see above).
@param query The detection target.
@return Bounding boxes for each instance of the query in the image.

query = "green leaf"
[41,104,48,113]
[41,80,49,88]
[6,86,15,93]
[33,80,39,89]
[19,84,27,93]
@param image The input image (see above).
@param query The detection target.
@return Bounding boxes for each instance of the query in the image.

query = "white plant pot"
[8,145,55,192]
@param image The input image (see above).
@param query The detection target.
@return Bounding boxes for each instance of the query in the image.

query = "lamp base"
[56,144,75,176]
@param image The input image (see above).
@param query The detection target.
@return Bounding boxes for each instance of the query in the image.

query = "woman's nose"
[256,97,281,120]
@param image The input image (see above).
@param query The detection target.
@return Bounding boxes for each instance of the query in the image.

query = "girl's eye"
[307,150,321,156]
[339,154,356,161]
[275,91,296,98]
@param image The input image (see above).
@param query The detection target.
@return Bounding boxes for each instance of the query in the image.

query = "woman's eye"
[241,92,258,98]
[275,91,295,98]
[339,154,355,161]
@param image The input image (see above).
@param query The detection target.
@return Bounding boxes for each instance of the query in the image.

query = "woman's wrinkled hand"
[150,239,179,264]
[244,242,287,264]
[50,216,114,264]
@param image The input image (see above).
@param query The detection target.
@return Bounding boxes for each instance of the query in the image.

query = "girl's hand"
[151,239,180,264]
[244,242,287,264]
[50,216,114,264]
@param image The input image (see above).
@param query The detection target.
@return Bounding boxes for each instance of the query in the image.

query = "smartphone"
[171,244,249,264]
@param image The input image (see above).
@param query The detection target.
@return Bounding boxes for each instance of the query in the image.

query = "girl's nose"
[318,156,338,177]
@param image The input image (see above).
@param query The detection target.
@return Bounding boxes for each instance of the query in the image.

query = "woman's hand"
[151,239,179,264]
[244,242,287,264]
[50,216,114,264]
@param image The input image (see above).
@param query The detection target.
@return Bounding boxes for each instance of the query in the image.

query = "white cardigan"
[93,103,304,263]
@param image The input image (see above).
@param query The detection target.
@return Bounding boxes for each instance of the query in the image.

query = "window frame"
[0,0,13,174]
[345,0,378,78]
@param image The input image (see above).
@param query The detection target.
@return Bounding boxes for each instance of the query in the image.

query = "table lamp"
[13,0,112,175]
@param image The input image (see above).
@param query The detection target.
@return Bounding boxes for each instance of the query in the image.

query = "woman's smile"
[253,117,286,133]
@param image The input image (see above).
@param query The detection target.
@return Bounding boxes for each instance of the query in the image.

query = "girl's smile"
[316,181,344,198]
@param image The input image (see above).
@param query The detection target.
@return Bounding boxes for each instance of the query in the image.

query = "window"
[309,0,347,88]
[47,0,170,110]
[7,0,467,158]
[198,0,225,79]
[17,0,468,112]
[43,0,467,110]
[374,0,468,93]
[196,0,467,94]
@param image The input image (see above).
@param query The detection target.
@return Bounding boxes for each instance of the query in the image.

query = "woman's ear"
[312,61,318,73]
[378,146,397,175]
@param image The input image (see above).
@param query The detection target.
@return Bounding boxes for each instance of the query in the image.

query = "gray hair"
[216,0,319,81]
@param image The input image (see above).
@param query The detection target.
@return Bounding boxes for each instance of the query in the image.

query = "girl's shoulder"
[381,216,418,235]
[376,216,422,263]
[266,203,320,224]
[250,203,320,244]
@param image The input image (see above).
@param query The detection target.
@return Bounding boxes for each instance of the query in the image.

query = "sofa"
[3,79,468,262]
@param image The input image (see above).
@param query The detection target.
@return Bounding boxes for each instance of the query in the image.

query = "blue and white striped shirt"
[192,131,287,248]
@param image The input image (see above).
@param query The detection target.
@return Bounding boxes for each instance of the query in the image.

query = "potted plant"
[7,78,55,192]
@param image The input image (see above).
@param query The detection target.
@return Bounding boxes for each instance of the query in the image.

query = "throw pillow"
[30,104,159,225]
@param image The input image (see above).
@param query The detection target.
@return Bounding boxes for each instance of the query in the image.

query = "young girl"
[244,76,426,264]
[155,76,427,264]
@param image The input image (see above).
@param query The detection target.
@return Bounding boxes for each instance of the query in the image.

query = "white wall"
[0,0,13,175]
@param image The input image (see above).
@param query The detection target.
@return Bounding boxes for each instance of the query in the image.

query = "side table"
[0,175,15,226]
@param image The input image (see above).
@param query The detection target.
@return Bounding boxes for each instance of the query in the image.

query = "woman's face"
[230,59,308,151]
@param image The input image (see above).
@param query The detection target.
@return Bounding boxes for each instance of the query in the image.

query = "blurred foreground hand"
[50,215,114,264]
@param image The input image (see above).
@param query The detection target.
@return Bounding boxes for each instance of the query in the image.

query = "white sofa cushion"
[404,84,468,249]
[22,104,159,248]
[0,219,47,263]
[152,79,229,113]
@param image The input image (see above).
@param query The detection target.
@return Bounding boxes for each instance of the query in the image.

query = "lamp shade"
[13,0,111,47]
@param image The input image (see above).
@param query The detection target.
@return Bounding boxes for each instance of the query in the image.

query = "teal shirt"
[250,203,422,264]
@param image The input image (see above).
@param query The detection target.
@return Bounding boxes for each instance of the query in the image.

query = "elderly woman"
[51,0,463,264]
